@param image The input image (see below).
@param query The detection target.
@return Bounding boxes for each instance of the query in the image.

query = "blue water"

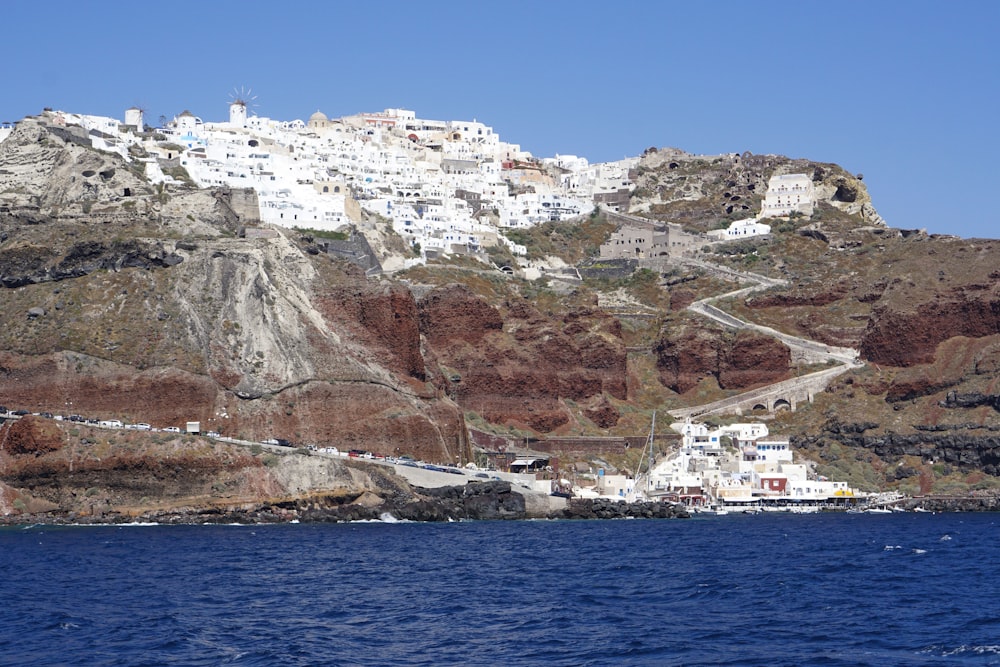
[1,514,998,666]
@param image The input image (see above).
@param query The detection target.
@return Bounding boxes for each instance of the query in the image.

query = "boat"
[864,507,892,514]
[630,410,659,502]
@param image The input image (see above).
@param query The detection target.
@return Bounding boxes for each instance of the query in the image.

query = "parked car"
[206,431,220,438]
[262,438,280,446]
[163,426,181,433]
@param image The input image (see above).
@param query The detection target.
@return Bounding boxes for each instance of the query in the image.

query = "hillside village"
[0,102,809,273]
[3,98,1000,520]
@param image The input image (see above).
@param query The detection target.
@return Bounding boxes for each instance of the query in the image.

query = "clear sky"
[3,0,997,238]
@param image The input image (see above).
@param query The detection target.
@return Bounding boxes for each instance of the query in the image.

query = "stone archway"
[773,398,792,412]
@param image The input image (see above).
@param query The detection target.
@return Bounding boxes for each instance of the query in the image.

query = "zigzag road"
[668,257,862,419]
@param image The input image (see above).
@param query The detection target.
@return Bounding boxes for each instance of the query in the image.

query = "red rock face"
[884,336,1000,402]
[720,333,793,389]
[655,325,791,393]
[418,285,626,433]
[0,416,65,456]
[219,381,465,463]
[419,283,504,346]
[860,285,1000,367]
[655,326,720,394]
[584,396,620,428]
[314,279,426,381]
[0,352,218,427]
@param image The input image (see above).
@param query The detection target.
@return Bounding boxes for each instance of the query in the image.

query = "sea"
[1,513,999,667]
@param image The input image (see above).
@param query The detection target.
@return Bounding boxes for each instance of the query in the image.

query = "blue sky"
[3,1,997,238]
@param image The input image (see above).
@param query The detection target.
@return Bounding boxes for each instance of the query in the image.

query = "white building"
[707,217,772,240]
[229,101,247,128]
[646,418,858,508]
[30,100,643,269]
[761,173,815,218]
[124,106,143,131]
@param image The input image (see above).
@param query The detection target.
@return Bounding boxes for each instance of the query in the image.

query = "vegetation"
[293,226,350,241]
[485,243,517,268]
[162,165,195,187]
[504,209,615,262]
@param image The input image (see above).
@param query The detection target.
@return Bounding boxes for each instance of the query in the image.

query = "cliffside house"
[761,173,815,218]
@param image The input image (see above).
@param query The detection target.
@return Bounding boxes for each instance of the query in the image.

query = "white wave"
[937,645,1000,657]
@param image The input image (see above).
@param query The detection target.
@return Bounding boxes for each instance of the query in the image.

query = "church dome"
[309,110,328,122]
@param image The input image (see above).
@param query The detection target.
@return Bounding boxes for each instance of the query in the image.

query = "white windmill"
[228,86,258,128]
[124,103,146,132]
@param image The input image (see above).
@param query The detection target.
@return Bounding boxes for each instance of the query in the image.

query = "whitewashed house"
[707,217,772,240]
[761,173,815,218]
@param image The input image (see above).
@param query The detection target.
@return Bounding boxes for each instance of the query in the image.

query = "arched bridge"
[667,364,851,420]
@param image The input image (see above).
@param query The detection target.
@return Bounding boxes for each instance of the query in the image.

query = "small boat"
[913,506,932,513]
[864,507,892,514]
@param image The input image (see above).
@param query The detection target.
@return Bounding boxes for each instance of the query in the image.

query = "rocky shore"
[0,481,699,525]
[552,497,691,520]
[900,495,1000,512]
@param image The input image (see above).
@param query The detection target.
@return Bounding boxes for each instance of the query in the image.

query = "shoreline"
[5,494,1000,527]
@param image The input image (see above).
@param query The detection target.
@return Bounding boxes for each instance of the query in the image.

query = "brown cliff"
[418,284,627,432]
[860,280,1000,367]
[655,323,791,394]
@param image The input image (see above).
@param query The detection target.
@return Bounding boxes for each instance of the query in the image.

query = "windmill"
[125,102,148,132]
[228,86,258,127]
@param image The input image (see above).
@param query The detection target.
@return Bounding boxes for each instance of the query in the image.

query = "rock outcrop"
[628,149,881,230]
[655,324,791,393]
[551,497,690,520]
[418,284,627,432]
[795,425,1000,476]
[860,282,1000,367]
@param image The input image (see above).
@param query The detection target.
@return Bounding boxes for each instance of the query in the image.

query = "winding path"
[667,257,863,419]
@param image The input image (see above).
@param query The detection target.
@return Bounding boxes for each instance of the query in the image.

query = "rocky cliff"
[3,112,1000,518]
[0,116,464,465]
[418,284,628,432]
[654,321,792,393]
[0,416,538,523]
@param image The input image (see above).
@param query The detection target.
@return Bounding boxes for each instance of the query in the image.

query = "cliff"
[2,112,1000,519]
[0,415,539,523]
